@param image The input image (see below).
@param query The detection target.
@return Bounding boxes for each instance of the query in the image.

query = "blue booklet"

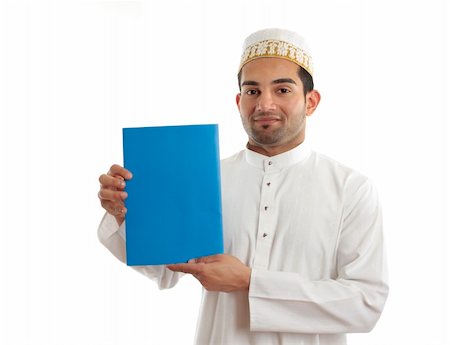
[123,124,224,266]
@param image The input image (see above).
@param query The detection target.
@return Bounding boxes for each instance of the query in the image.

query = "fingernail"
[188,259,196,263]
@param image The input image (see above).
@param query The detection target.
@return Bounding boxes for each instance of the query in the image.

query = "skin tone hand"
[98,164,133,226]
[167,254,251,293]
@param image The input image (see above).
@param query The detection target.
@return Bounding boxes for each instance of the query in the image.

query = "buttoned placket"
[253,159,279,269]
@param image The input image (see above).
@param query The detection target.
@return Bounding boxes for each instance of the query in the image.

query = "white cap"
[239,28,313,76]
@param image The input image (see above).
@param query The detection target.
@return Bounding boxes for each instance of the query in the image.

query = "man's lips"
[253,116,281,126]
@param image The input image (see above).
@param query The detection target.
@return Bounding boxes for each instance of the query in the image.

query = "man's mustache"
[251,113,282,121]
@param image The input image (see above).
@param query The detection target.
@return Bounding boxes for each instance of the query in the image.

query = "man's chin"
[254,124,282,136]
[251,133,283,146]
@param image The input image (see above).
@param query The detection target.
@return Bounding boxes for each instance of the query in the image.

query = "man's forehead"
[241,78,297,87]
[240,57,301,80]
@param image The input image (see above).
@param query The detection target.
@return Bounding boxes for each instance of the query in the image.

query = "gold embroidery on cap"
[240,39,313,76]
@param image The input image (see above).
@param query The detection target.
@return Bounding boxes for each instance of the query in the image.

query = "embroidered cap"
[239,28,313,76]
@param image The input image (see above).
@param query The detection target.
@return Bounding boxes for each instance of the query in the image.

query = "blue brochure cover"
[123,124,224,266]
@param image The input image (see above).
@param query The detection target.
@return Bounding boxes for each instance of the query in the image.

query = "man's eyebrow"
[272,78,297,85]
[241,80,259,87]
[241,78,297,87]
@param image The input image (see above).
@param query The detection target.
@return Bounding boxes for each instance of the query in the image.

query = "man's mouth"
[253,116,281,126]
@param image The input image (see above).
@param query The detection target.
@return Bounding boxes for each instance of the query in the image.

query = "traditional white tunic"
[98,143,388,345]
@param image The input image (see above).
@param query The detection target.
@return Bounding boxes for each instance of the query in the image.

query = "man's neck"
[246,138,305,157]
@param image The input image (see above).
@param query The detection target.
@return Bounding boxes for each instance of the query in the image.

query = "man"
[97,28,388,345]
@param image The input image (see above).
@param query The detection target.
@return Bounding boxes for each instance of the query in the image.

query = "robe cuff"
[249,268,305,332]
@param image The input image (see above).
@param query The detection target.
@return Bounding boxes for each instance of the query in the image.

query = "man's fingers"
[98,188,128,201]
[99,173,126,190]
[108,164,133,180]
[98,164,131,219]
[167,263,203,275]
[191,255,222,264]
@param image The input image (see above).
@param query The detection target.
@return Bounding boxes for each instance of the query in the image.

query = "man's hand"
[167,254,251,292]
[98,164,133,226]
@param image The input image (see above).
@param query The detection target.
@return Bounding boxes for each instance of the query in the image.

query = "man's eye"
[278,88,290,94]
[245,89,259,95]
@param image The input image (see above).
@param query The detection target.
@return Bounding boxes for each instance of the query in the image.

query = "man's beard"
[249,123,288,145]
[242,111,306,146]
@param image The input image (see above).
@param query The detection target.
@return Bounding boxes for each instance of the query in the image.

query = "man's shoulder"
[312,151,359,173]
[309,150,371,188]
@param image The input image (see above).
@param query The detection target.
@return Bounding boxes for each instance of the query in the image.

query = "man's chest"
[221,167,343,278]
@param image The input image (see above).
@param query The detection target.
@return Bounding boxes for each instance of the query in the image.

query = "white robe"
[98,143,389,345]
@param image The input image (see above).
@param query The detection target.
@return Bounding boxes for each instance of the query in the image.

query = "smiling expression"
[236,57,320,156]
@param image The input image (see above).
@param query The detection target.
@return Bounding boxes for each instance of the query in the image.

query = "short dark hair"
[237,65,314,97]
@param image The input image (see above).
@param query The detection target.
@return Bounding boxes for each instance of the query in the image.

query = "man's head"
[236,28,320,156]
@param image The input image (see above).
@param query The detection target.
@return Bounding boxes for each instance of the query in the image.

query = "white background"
[0,0,449,344]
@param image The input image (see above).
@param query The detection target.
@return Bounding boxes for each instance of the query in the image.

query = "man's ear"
[236,93,241,111]
[305,90,321,116]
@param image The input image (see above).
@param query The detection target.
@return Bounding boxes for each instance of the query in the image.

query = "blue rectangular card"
[123,124,224,266]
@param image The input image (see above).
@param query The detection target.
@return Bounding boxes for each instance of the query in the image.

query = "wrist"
[114,215,125,226]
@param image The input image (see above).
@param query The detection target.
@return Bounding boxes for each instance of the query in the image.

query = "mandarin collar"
[244,142,312,171]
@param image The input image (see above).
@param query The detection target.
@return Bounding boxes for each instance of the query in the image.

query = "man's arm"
[169,178,388,333]
[98,164,184,290]
[247,179,388,333]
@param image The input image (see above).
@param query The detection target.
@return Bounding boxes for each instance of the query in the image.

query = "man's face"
[236,58,317,153]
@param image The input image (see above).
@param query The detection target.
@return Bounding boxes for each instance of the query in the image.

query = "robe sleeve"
[97,212,183,289]
[248,178,389,334]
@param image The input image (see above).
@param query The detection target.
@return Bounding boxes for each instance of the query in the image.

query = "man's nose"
[256,92,276,112]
